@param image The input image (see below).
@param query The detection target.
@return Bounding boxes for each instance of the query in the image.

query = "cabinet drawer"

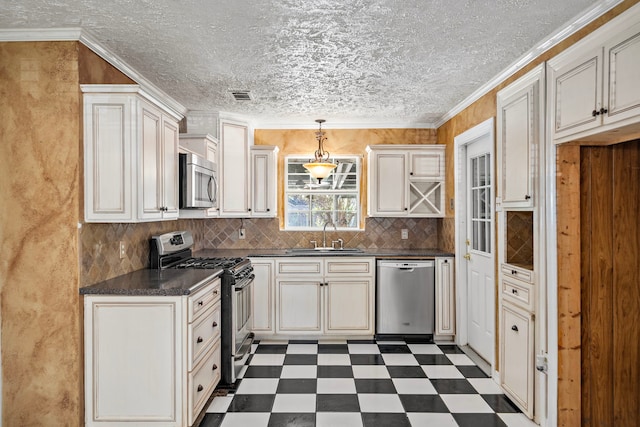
[277,259,323,275]
[188,277,221,322]
[188,300,221,370]
[188,340,221,426]
[501,276,534,312]
[326,258,374,275]
[501,264,533,283]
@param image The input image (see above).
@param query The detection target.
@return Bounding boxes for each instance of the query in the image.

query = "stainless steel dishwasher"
[376,260,435,337]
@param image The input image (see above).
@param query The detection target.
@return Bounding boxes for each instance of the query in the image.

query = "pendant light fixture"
[304,119,337,183]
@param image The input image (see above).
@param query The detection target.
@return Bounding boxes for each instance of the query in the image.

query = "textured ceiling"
[1,0,600,127]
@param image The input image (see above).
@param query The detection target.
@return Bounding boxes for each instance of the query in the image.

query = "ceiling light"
[304,119,337,184]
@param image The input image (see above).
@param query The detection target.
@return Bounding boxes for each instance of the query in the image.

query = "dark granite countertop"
[194,248,454,259]
[80,268,224,296]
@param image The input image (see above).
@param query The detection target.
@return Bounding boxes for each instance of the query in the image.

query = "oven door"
[232,274,254,381]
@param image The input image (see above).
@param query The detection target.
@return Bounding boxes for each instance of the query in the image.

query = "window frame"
[284,155,361,231]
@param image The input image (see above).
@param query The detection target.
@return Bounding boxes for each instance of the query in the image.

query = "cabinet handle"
[197,336,203,343]
[248,208,252,212]
[198,301,204,306]
[212,364,218,371]
[524,195,531,200]
[197,384,203,392]
[511,270,517,275]
[212,321,218,328]
[410,172,414,176]
[600,107,608,115]
[213,290,219,295]
[267,208,270,212]
[404,208,408,211]
[511,325,519,332]
[512,289,518,295]
[592,109,600,116]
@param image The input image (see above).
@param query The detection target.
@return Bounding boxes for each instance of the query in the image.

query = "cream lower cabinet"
[84,278,221,427]
[249,258,276,334]
[500,301,535,418]
[275,257,375,335]
[435,257,455,336]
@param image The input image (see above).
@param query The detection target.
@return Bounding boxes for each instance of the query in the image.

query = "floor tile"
[236,365,248,379]
[317,353,351,366]
[440,394,494,413]
[316,365,353,378]
[227,394,275,412]
[446,353,476,365]
[280,365,317,379]
[392,378,437,395]
[407,343,443,354]
[362,412,412,427]
[255,344,288,354]
[199,413,225,427]
[220,412,270,427]
[347,343,381,354]
[453,413,509,427]
[358,393,405,413]
[316,378,357,394]
[381,353,419,366]
[387,366,428,378]
[287,344,318,354]
[207,395,233,412]
[482,394,521,413]
[399,394,450,412]
[407,413,458,427]
[272,394,316,413]
[354,379,397,394]
[243,366,283,378]
[235,378,279,394]
[378,344,412,353]
[349,354,386,365]
[458,365,490,378]
[438,344,466,354]
[498,413,538,427]
[430,379,478,394]
[415,354,454,365]
[316,394,361,412]
[276,379,317,394]
[284,354,317,365]
[468,378,504,394]
[249,354,286,366]
[422,365,464,379]
[316,412,363,427]
[317,344,349,354]
[352,365,390,379]
[267,413,315,427]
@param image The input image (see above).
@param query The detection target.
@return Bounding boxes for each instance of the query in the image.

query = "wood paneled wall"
[580,141,640,427]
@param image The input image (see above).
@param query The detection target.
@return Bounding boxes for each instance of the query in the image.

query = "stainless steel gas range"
[150,231,254,385]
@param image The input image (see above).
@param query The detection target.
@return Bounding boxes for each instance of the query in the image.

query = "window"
[285,156,360,230]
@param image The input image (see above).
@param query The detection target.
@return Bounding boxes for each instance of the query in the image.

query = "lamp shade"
[303,162,337,182]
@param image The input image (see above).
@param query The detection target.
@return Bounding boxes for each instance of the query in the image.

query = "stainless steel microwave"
[179,152,217,209]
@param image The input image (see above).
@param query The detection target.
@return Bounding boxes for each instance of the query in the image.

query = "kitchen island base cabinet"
[84,277,221,427]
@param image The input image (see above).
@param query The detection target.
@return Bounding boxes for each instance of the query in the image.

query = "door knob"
[463,253,471,260]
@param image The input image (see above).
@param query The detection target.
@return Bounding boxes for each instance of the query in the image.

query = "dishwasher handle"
[377,260,434,269]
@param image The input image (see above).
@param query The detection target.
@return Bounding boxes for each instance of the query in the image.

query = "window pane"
[287,212,309,227]
[287,194,310,211]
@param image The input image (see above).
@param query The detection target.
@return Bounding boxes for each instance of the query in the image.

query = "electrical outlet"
[119,241,126,259]
[401,229,408,240]
[239,228,246,239]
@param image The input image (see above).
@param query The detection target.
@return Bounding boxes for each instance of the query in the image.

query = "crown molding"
[0,27,187,119]
[253,120,437,130]
[434,0,624,128]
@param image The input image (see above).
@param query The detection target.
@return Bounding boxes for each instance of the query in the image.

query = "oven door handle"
[234,274,255,291]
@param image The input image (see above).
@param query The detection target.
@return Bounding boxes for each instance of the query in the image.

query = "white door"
[464,138,495,363]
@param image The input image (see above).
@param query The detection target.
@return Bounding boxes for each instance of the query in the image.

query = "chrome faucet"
[322,221,337,248]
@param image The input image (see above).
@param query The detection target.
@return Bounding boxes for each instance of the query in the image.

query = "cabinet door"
[409,149,445,180]
[549,47,603,140]
[500,302,534,418]
[83,94,134,222]
[161,115,179,219]
[250,259,275,333]
[139,101,164,220]
[603,21,640,126]
[276,279,322,333]
[219,121,250,216]
[250,147,277,217]
[325,279,373,334]
[497,65,543,207]
[435,258,455,336]
[369,151,407,216]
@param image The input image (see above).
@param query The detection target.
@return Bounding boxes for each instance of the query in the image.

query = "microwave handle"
[208,175,218,204]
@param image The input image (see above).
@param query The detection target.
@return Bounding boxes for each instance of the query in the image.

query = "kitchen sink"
[286,248,364,254]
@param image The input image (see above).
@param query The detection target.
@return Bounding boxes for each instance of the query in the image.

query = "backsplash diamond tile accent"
[506,211,534,268]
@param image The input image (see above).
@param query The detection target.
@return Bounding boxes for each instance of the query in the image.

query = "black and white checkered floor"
[199,339,536,427]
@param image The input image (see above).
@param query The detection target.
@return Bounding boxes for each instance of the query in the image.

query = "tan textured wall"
[0,42,83,426]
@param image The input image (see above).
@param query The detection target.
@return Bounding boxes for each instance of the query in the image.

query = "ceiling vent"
[230,90,252,101]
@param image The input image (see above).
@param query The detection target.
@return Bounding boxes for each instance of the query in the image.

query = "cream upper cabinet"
[219,119,250,217]
[82,85,182,223]
[496,64,544,208]
[435,257,455,336]
[250,146,278,217]
[548,13,640,143]
[178,134,220,219]
[367,145,445,217]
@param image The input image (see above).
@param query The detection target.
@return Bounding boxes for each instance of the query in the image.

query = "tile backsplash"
[80,217,445,286]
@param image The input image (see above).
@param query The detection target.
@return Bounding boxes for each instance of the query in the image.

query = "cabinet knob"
[592,109,600,117]
[212,321,218,328]
[404,208,408,211]
[410,172,414,176]
[248,208,252,212]
[197,384,203,392]
[524,195,531,200]
[267,208,270,212]
[212,364,218,371]
[213,290,219,295]
[511,325,519,332]
[197,336,203,343]
[198,301,204,306]
[512,289,518,294]
[600,107,608,115]
[511,270,517,275]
